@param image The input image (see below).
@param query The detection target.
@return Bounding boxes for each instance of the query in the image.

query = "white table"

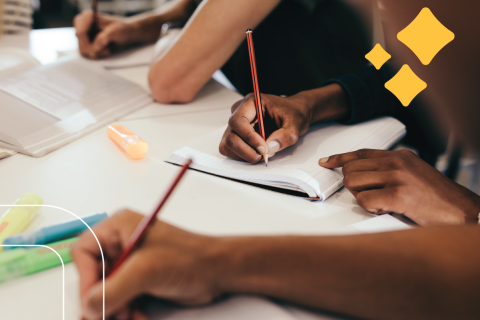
[0,28,373,320]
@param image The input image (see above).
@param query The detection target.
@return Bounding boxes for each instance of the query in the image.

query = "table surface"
[0,28,373,320]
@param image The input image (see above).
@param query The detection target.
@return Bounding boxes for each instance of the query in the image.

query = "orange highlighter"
[107,125,149,159]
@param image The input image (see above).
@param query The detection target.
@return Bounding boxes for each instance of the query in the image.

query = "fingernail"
[257,146,266,155]
[267,141,280,154]
[319,157,329,164]
[94,42,102,51]
[367,209,378,214]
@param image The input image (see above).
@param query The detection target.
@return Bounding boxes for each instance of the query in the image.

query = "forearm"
[125,0,197,44]
[213,227,480,320]
[295,84,351,125]
[148,0,282,103]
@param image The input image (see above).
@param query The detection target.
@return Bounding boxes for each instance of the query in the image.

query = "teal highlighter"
[0,237,78,283]
[3,212,107,249]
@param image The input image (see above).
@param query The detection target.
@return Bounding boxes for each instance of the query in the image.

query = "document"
[0,57,151,157]
[0,57,146,120]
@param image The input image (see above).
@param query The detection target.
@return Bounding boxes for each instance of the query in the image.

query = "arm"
[74,0,197,58]
[219,226,480,320]
[74,210,480,320]
[147,0,282,103]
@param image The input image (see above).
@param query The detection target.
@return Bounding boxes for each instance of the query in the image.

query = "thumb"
[82,255,147,320]
[265,125,300,157]
[91,28,113,55]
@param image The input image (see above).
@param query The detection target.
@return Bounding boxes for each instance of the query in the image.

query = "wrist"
[208,237,284,296]
[299,84,351,124]
[129,15,165,43]
[291,91,317,126]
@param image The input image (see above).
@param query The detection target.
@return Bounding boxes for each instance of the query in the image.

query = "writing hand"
[219,84,350,163]
[74,11,135,59]
[72,210,221,320]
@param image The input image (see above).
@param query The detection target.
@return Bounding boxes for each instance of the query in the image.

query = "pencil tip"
[266,164,268,167]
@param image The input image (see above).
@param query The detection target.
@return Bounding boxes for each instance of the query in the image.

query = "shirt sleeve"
[321,63,400,124]
[290,0,324,13]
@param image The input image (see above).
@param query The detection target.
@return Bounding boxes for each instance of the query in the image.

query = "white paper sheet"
[167,117,406,200]
[0,57,146,120]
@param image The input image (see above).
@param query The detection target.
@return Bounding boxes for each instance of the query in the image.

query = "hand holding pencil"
[72,160,221,319]
[219,29,350,165]
[219,30,312,165]
[219,92,312,164]
[72,209,220,320]
[73,10,137,59]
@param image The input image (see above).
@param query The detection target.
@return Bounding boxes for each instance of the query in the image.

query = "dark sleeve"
[321,63,400,124]
[322,63,448,163]
[290,0,324,13]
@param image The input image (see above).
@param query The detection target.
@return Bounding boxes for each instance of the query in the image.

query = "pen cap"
[107,125,148,159]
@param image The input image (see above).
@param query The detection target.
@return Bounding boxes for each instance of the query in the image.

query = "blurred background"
[1,0,167,32]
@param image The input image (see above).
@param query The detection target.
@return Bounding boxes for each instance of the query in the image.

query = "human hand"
[319,149,480,226]
[219,84,350,163]
[219,93,312,163]
[74,11,136,59]
[72,210,221,320]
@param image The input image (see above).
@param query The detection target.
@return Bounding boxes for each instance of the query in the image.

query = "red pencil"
[108,159,192,275]
[246,29,268,166]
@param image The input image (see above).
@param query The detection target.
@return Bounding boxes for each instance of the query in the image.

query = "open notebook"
[0,56,151,157]
[167,117,406,200]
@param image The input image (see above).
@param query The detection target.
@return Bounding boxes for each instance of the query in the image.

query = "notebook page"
[167,117,406,199]
[0,57,144,120]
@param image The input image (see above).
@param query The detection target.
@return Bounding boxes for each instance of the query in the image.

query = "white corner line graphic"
[0,244,66,319]
[0,205,106,320]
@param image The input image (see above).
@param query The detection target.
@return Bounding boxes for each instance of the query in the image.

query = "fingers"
[74,11,119,58]
[72,232,103,296]
[319,149,397,168]
[219,127,252,161]
[343,170,404,192]
[356,187,406,214]
[82,252,149,319]
[73,210,144,312]
[74,11,95,58]
[265,125,300,158]
[221,96,267,163]
[341,157,403,175]
[92,24,117,55]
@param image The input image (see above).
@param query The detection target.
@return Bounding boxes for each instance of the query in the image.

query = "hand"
[319,149,480,226]
[219,84,350,163]
[219,93,312,163]
[72,210,221,320]
[74,11,137,59]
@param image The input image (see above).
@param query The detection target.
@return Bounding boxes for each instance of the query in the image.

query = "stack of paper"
[0,57,151,157]
[167,117,406,200]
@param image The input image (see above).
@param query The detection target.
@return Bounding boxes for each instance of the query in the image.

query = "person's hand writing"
[74,11,136,59]
[319,149,480,226]
[72,210,221,320]
[219,84,350,163]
